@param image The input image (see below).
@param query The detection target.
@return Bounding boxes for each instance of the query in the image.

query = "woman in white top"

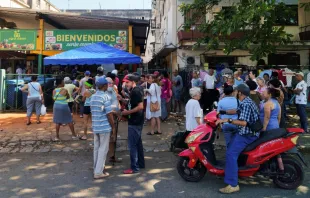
[185,87,203,131]
[21,75,44,125]
[146,74,162,135]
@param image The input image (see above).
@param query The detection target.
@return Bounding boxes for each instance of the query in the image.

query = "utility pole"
[68,0,70,9]
[99,2,102,9]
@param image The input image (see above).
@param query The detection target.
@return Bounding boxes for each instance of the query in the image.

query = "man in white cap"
[294,72,308,133]
[111,69,120,87]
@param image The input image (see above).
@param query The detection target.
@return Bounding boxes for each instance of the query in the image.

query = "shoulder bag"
[247,105,263,133]
[150,84,160,112]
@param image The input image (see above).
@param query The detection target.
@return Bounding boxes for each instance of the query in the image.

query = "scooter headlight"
[185,132,203,144]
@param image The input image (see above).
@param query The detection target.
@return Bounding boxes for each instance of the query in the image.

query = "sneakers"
[219,185,240,194]
[94,172,110,179]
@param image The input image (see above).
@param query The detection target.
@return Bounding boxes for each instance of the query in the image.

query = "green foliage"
[300,2,310,12]
[179,0,294,61]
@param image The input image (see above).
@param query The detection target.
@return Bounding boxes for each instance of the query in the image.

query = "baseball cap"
[122,74,140,83]
[96,77,108,86]
[85,78,93,87]
[295,72,304,77]
[235,84,250,96]
[112,69,118,75]
[85,70,91,75]
[64,77,71,82]
[97,66,104,72]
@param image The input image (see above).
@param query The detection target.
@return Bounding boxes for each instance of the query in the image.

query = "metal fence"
[1,73,58,112]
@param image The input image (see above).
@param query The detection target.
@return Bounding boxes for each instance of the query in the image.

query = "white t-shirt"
[185,99,203,131]
[204,73,216,89]
[295,80,307,105]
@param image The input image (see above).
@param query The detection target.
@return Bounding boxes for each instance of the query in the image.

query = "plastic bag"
[41,105,47,116]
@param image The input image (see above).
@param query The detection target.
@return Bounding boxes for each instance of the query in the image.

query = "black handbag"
[248,118,263,132]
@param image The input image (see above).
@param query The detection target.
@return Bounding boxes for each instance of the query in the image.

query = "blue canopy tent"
[44,42,142,65]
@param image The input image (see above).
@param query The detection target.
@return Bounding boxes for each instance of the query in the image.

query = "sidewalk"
[0,113,180,153]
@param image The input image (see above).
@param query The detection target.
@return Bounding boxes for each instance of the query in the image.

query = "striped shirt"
[90,90,112,134]
[53,88,68,105]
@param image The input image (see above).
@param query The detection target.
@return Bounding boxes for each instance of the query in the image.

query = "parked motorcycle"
[177,110,307,189]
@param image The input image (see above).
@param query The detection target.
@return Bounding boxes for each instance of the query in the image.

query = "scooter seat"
[243,128,287,152]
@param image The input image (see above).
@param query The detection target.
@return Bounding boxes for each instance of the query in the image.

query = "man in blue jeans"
[294,72,308,133]
[216,84,260,194]
[120,74,145,174]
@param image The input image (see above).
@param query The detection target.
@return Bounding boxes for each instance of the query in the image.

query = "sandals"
[36,121,41,124]
[72,135,80,140]
[53,137,60,142]
[154,131,162,135]
[26,122,31,125]
[79,135,87,140]
[147,132,154,135]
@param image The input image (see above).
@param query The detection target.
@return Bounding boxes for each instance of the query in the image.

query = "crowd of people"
[183,67,308,194]
[19,65,308,184]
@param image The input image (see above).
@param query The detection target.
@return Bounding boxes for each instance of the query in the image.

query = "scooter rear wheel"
[177,157,206,182]
[273,156,304,190]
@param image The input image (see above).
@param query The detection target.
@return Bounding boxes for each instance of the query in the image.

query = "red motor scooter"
[177,110,307,189]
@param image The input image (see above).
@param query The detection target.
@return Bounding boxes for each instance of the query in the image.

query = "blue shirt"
[217,96,239,122]
[172,75,183,91]
[238,97,260,136]
[234,78,244,86]
[191,78,202,87]
[90,91,112,134]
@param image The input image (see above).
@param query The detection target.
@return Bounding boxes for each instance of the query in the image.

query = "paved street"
[0,151,309,198]
[0,112,310,197]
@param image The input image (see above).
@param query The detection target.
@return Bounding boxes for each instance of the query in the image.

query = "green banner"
[0,30,37,50]
[44,30,127,51]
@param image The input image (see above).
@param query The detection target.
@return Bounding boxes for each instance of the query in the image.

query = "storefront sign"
[44,30,127,51]
[0,30,37,50]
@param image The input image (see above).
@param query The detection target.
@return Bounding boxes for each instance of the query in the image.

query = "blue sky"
[50,0,152,9]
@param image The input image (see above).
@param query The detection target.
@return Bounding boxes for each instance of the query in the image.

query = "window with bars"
[184,9,206,25]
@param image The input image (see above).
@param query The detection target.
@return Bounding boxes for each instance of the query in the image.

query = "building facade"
[0,0,60,12]
[149,0,310,71]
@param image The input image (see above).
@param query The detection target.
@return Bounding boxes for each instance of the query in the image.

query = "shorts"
[83,106,91,115]
[68,102,74,113]
[173,90,181,100]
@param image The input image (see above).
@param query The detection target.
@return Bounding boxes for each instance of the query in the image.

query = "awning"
[0,51,26,59]
[44,42,142,65]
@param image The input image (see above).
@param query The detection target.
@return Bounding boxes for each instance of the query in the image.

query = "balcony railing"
[299,25,310,41]
[177,25,245,42]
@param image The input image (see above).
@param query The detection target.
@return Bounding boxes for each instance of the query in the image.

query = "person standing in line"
[145,74,162,135]
[106,77,122,163]
[268,79,285,128]
[191,70,202,88]
[293,72,308,133]
[160,71,171,121]
[20,75,44,125]
[263,73,270,85]
[95,67,105,88]
[81,79,96,140]
[53,78,78,141]
[90,77,116,179]
[260,88,281,131]
[111,69,119,87]
[119,74,145,174]
[78,71,91,118]
[203,68,218,112]
[233,71,244,87]
[16,65,23,79]
[256,77,267,95]
[246,80,261,109]
[64,77,79,116]
[185,87,203,132]
[172,70,183,113]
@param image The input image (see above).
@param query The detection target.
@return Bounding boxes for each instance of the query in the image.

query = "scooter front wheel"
[177,157,206,182]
